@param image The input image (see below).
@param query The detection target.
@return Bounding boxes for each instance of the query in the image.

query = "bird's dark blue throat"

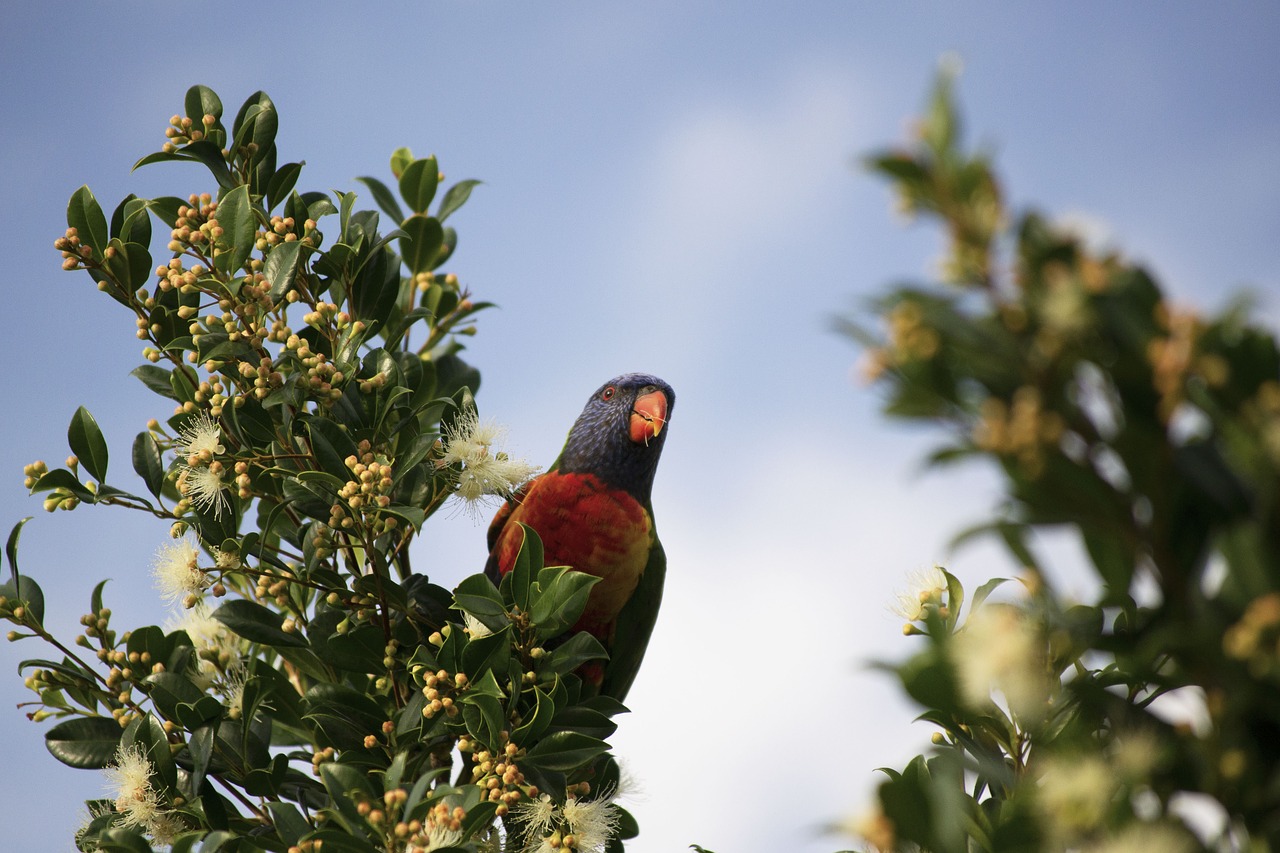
[558,373,674,503]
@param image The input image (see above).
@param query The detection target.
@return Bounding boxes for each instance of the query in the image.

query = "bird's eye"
[601,386,616,401]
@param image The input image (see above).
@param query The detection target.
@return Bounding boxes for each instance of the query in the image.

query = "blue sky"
[1,4,1277,851]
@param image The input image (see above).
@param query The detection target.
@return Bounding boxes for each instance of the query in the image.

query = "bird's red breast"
[489,470,653,641]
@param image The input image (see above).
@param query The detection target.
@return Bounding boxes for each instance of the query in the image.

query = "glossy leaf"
[44,716,121,768]
[265,238,303,302]
[521,731,609,772]
[398,155,439,214]
[267,161,304,212]
[131,431,164,499]
[184,84,223,123]
[67,406,109,482]
[399,214,444,274]
[437,178,482,222]
[211,184,254,276]
[355,175,406,224]
[212,599,308,648]
[67,185,109,258]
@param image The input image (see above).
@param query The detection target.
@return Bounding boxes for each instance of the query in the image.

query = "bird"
[484,373,674,702]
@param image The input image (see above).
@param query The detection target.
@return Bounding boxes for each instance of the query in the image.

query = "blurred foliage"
[842,72,1280,852]
[2,86,635,853]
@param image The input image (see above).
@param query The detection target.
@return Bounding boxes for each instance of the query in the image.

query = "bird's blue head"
[558,373,675,502]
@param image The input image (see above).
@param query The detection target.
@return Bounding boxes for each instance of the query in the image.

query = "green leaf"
[453,574,508,632]
[266,801,311,846]
[91,578,109,614]
[355,176,406,224]
[969,577,1010,613]
[390,147,414,180]
[110,195,152,246]
[541,631,608,675]
[512,686,554,743]
[130,366,175,400]
[232,91,278,166]
[306,830,382,853]
[184,84,223,124]
[267,161,304,212]
[530,567,600,641]
[121,713,177,792]
[29,468,95,503]
[211,599,309,648]
[318,763,377,838]
[547,705,617,740]
[521,731,609,772]
[265,238,303,302]
[400,214,445,275]
[503,523,542,612]
[304,416,358,479]
[437,179,482,223]
[398,155,439,214]
[5,517,29,584]
[179,140,236,188]
[131,431,165,499]
[349,244,399,328]
[943,568,964,633]
[212,184,254,276]
[67,185,109,258]
[461,625,511,678]
[143,671,207,723]
[44,716,121,768]
[305,683,388,750]
[95,827,156,853]
[461,692,506,752]
[67,406,109,482]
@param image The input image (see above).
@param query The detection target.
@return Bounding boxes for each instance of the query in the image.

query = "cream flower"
[1084,821,1198,853]
[512,793,558,845]
[169,601,241,686]
[103,744,166,835]
[212,546,241,570]
[561,795,620,853]
[513,791,620,853]
[152,536,205,605]
[950,602,1049,720]
[179,464,230,519]
[1037,754,1115,838]
[419,823,464,851]
[441,406,540,514]
[175,411,225,465]
[889,565,948,622]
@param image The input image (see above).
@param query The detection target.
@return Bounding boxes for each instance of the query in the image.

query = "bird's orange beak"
[629,389,668,445]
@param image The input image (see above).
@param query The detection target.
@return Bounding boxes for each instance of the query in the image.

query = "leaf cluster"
[4,86,634,853]
[847,72,1280,852]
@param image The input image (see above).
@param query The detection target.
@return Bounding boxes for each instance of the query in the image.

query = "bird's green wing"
[599,521,666,703]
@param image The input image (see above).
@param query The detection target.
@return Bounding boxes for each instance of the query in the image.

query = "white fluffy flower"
[103,744,165,834]
[950,603,1049,720]
[1037,754,1115,838]
[169,601,240,687]
[1084,821,1198,853]
[152,536,205,605]
[179,464,230,519]
[889,565,948,622]
[513,794,558,844]
[513,791,620,853]
[419,823,464,851]
[441,406,539,513]
[561,795,620,853]
[174,411,225,464]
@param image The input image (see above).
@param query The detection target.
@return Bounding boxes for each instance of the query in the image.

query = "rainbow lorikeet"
[484,373,674,702]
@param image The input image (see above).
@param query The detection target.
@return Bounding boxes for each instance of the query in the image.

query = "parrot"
[484,373,674,702]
